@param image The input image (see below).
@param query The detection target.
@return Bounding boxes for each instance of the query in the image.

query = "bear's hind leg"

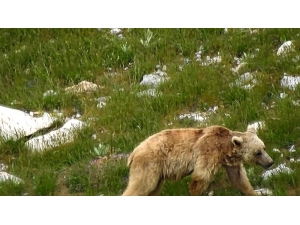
[148,179,164,196]
[122,169,161,196]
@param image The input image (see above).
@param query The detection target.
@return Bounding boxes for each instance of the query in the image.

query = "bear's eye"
[255,151,262,156]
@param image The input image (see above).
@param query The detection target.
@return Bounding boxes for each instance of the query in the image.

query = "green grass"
[1,28,300,196]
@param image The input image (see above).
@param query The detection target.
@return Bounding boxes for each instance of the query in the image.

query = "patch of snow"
[199,53,222,66]
[97,102,106,108]
[0,163,7,172]
[247,121,265,132]
[262,163,293,180]
[290,158,300,163]
[280,74,300,90]
[110,28,121,35]
[0,105,57,141]
[280,93,288,98]
[178,112,206,122]
[254,188,273,196]
[292,55,300,63]
[289,145,296,153]
[140,70,169,87]
[238,72,254,83]
[231,62,247,73]
[194,46,204,61]
[137,89,162,97]
[292,100,300,106]
[0,172,23,184]
[277,41,294,56]
[25,119,85,152]
[95,96,111,109]
[43,90,57,98]
[209,106,219,113]
[230,72,257,90]
[177,106,218,123]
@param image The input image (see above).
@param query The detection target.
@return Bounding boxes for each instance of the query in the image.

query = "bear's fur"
[122,125,273,196]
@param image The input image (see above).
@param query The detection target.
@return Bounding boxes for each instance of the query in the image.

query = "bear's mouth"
[259,162,273,170]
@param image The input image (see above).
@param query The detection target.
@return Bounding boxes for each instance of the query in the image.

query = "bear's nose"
[266,161,274,169]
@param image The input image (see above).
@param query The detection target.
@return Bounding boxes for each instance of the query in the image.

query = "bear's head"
[231,125,273,169]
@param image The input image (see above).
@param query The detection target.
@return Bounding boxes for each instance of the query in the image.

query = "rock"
[0,105,57,141]
[25,119,85,152]
[65,81,100,94]
[0,172,23,184]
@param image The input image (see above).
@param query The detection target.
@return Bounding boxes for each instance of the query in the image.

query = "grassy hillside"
[1,28,300,196]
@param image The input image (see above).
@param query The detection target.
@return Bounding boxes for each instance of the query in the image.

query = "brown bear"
[122,125,273,196]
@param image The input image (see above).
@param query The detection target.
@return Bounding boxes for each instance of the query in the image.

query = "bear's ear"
[232,136,243,147]
[246,125,256,134]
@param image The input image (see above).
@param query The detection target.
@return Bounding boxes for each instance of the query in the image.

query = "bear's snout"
[263,161,274,169]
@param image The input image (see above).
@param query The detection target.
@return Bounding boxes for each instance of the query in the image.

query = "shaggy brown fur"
[122,125,273,196]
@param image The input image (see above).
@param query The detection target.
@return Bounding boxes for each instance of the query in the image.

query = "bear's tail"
[127,152,134,167]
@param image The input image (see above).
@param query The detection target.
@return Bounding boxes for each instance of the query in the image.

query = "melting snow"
[247,121,265,132]
[277,41,294,56]
[262,163,293,180]
[140,70,169,87]
[137,89,162,97]
[0,172,23,184]
[25,119,85,152]
[178,113,206,122]
[254,188,273,196]
[0,105,57,141]
[230,72,257,90]
[280,74,300,90]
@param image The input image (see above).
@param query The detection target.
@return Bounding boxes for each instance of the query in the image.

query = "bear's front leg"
[189,166,215,196]
[189,179,210,196]
[225,164,258,196]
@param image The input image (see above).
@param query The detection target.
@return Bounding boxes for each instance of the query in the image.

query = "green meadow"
[1,28,300,196]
